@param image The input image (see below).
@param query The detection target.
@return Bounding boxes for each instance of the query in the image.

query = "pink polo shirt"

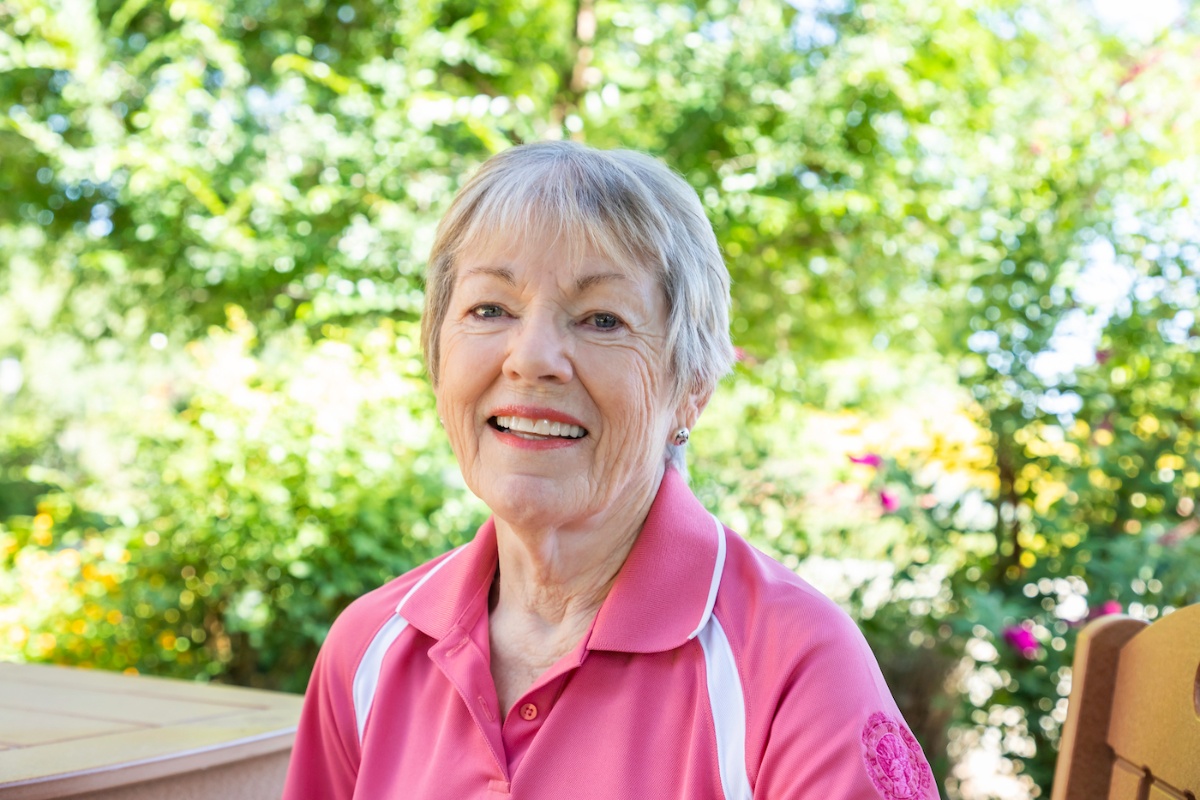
[282,469,935,799]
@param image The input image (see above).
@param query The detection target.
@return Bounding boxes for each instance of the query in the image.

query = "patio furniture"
[0,662,302,800]
[1051,603,1200,800]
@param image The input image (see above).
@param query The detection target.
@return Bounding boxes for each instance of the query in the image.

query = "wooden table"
[0,662,303,800]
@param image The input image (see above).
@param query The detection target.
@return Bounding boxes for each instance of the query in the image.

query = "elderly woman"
[283,142,934,800]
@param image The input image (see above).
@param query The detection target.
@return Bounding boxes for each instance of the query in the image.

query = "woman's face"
[436,231,693,535]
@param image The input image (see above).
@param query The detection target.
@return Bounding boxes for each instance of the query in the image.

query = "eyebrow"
[462,266,516,285]
[574,272,628,292]
[460,267,629,293]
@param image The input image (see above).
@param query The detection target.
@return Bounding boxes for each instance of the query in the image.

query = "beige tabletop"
[0,662,303,800]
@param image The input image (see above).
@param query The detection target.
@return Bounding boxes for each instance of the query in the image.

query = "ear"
[676,386,713,432]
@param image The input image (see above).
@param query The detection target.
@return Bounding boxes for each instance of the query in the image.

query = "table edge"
[0,726,297,800]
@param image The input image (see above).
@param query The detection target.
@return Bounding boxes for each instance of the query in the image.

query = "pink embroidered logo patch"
[860,712,932,799]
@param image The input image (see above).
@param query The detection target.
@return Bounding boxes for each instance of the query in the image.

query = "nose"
[503,310,574,384]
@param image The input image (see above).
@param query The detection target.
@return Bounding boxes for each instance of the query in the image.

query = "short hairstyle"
[421,140,735,470]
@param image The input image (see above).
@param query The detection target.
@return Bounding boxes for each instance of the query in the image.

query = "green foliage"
[3,0,1199,796]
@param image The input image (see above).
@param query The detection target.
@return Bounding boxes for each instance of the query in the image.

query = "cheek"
[435,335,489,422]
[599,353,673,447]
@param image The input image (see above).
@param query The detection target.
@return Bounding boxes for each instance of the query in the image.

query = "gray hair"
[421,140,735,471]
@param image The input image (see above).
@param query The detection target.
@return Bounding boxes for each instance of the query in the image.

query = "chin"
[477,475,589,530]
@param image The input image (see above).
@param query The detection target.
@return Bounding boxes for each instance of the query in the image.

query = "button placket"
[428,628,508,781]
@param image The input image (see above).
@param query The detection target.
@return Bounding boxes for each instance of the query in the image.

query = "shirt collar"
[396,518,497,641]
[396,468,722,655]
[585,468,722,653]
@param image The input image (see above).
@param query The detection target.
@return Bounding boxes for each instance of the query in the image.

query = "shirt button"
[519,703,538,721]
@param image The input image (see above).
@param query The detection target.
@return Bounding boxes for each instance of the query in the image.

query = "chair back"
[1052,603,1200,800]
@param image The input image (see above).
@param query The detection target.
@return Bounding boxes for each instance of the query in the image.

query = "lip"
[487,405,588,451]
[486,405,587,429]
[491,428,581,450]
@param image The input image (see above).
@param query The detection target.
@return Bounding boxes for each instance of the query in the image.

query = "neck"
[486,478,660,714]
[489,462,668,636]
[490,491,653,627]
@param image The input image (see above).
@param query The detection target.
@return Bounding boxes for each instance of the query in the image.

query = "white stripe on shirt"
[699,614,752,800]
[352,546,467,741]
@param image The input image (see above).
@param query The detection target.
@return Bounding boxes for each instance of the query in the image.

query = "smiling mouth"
[489,415,588,440]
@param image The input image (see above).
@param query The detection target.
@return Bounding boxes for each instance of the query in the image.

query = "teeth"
[495,416,585,439]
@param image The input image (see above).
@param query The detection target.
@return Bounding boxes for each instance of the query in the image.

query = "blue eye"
[472,304,505,319]
[589,313,621,330]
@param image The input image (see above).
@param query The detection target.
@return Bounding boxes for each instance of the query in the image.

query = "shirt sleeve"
[281,635,362,800]
[751,608,937,800]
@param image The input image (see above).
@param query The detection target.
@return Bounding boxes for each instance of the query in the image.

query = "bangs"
[441,150,671,286]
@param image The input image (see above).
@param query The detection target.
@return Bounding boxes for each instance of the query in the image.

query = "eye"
[470,304,507,319]
[586,312,622,330]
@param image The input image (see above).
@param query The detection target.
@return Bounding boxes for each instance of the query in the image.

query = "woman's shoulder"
[713,528,937,799]
[716,529,880,669]
[320,546,465,666]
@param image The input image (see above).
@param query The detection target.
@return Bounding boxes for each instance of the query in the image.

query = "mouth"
[489,415,588,441]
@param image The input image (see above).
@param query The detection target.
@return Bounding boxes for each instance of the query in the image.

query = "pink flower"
[734,347,746,362]
[850,453,883,468]
[1002,624,1039,659]
[1088,600,1123,619]
[880,490,900,513]
[1161,518,1199,547]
